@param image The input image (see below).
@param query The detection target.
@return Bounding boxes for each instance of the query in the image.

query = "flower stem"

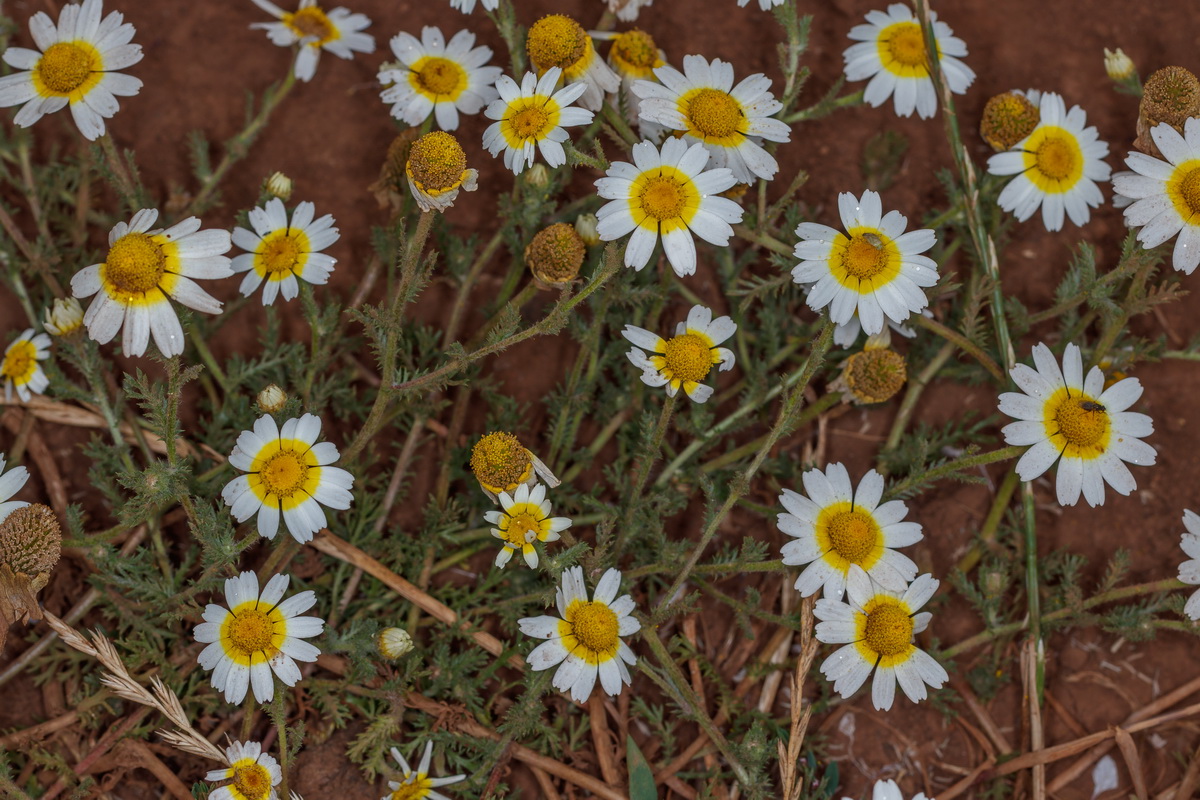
[881,444,1025,502]
[613,394,676,556]
[910,313,1005,382]
[96,133,143,213]
[1022,481,1045,704]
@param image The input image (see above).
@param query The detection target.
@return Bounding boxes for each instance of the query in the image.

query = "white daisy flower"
[778,463,921,601]
[1177,510,1200,621]
[600,29,668,142]
[596,138,743,277]
[998,342,1156,508]
[526,14,619,112]
[831,311,916,349]
[519,566,640,704]
[843,779,931,800]
[986,92,1110,232]
[205,740,281,800]
[482,67,593,176]
[469,431,560,503]
[843,3,974,120]
[633,55,791,183]
[195,571,324,705]
[621,304,736,403]
[2,329,51,403]
[406,131,478,213]
[221,413,355,544]
[449,0,497,13]
[378,27,501,131]
[232,199,338,306]
[1112,118,1200,274]
[815,565,948,711]
[485,483,571,569]
[606,0,655,21]
[738,0,785,8]
[70,208,233,358]
[0,0,143,141]
[249,0,374,83]
[0,454,31,524]
[383,741,466,800]
[791,190,938,336]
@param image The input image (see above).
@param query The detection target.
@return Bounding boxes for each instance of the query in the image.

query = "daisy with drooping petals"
[987,92,1110,232]
[449,0,497,14]
[483,67,594,176]
[778,463,921,601]
[0,0,143,140]
[232,199,339,306]
[519,566,640,703]
[1177,510,1200,621]
[998,342,1156,508]
[195,571,324,705]
[815,565,947,711]
[249,0,374,83]
[378,27,501,131]
[600,29,668,142]
[622,304,736,403]
[206,740,281,800]
[0,454,30,524]
[526,14,619,112]
[407,131,478,213]
[792,190,938,336]
[843,3,974,120]
[596,138,743,277]
[843,779,930,800]
[70,209,232,358]
[485,483,571,569]
[384,741,466,800]
[222,413,355,544]
[1113,118,1200,274]
[633,55,791,183]
[2,329,51,403]
[469,431,560,504]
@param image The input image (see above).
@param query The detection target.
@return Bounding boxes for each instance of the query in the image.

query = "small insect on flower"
[206,740,281,800]
[378,26,501,130]
[485,483,571,569]
[469,431,560,503]
[525,14,619,112]
[0,453,31,524]
[621,305,736,404]
[232,198,340,305]
[195,571,324,705]
[249,0,375,83]
[222,414,355,544]
[0,0,143,140]
[2,329,51,403]
[383,741,466,800]
[519,566,640,703]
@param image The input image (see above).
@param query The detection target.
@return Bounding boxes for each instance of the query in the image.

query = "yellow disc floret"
[284,6,337,44]
[843,348,907,404]
[230,761,273,800]
[862,602,914,657]
[1054,398,1108,448]
[526,223,586,285]
[470,432,533,492]
[36,42,96,95]
[526,15,587,71]
[407,131,468,193]
[639,177,687,219]
[258,231,305,276]
[258,449,309,498]
[501,506,542,547]
[684,88,744,140]
[1021,126,1084,193]
[571,601,619,653]
[507,102,552,141]
[826,510,879,563]
[411,56,467,99]
[878,21,929,77]
[610,29,661,78]
[1035,137,1078,182]
[1,341,37,386]
[662,334,714,384]
[838,233,894,282]
[979,91,1040,151]
[105,233,167,295]
[1168,161,1200,221]
[224,608,278,661]
[390,779,433,800]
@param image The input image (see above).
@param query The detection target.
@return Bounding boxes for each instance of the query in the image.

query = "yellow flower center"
[259,449,309,498]
[572,601,619,653]
[284,6,335,43]
[685,89,743,139]
[231,762,273,800]
[841,234,889,280]
[1169,162,1200,219]
[509,104,552,140]
[260,232,303,275]
[843,348,907,404]
[1,341,36,383]
[408,131,468,192]
[1054,397,1108,448]
[226,609,277,659]
[662,333,713,384]
[414,57,463,96]
[825,509,878,563]
[1035,136,1078,182]
[638,175,688,220]
[863,603,914,657]
[470,432,532,492]
[612,29,658,70]
[884,23,926,69]
[106,233,166,294]
[390,778,432,800]
[526,14,587,71]
[37,42,95,94]
[503,509,541,547]
[980,92,1040,151]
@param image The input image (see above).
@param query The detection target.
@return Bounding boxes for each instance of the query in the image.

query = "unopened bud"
[377,627,414,659]
[524,163,551,189]
[1104,48,1134,82]
[43,297,83,337]
[257,384,287,414]
[265,171,293,202]
[574,214,599,247]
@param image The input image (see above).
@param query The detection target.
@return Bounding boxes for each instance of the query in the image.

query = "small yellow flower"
[526,14,618,111]
[484,483,571,569]
[835,344,907,404]
[2,329,51,403]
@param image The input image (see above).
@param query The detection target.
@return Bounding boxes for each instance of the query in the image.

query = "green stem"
[881,444,1025,502]
[1022,480,1045,703]
[189,327,231,393]
[783,89,864,123]
[698,391,842,475]
[614,395,676,555]
[732,224,793,256]
[955,464,1020,573]
[444,229,505,346]
[600,100,639,148]
[97,133,142,213]
[911,314,1005,382]
[881,340,954,459]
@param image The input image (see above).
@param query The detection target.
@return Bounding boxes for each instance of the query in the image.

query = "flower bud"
[265,171,293,202]
[524,163,551,189]
[377,627,414,659]
[257,384,287,414]
[574,214,599,247]
[42,297,83,337]
[1104,48,1134,81]
[527,223,586,287]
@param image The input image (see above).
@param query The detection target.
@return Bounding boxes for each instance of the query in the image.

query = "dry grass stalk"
[777,596,817,800]
[1022,639,1045,800]
[1113,726,1149,800]
[1172,739,1200,800]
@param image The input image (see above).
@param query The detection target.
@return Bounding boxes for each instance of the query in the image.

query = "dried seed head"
[1137,66,1200,157]
[526,14,587,72]
[841,348,907,404]
[526,223,586,286]
[407,132,469,193]
[377,627,414,659]
[265,171,293,201]
[0,503,61,576]
[470,432,532,494]
[257,384,288,414]
[979,91,1040,151]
